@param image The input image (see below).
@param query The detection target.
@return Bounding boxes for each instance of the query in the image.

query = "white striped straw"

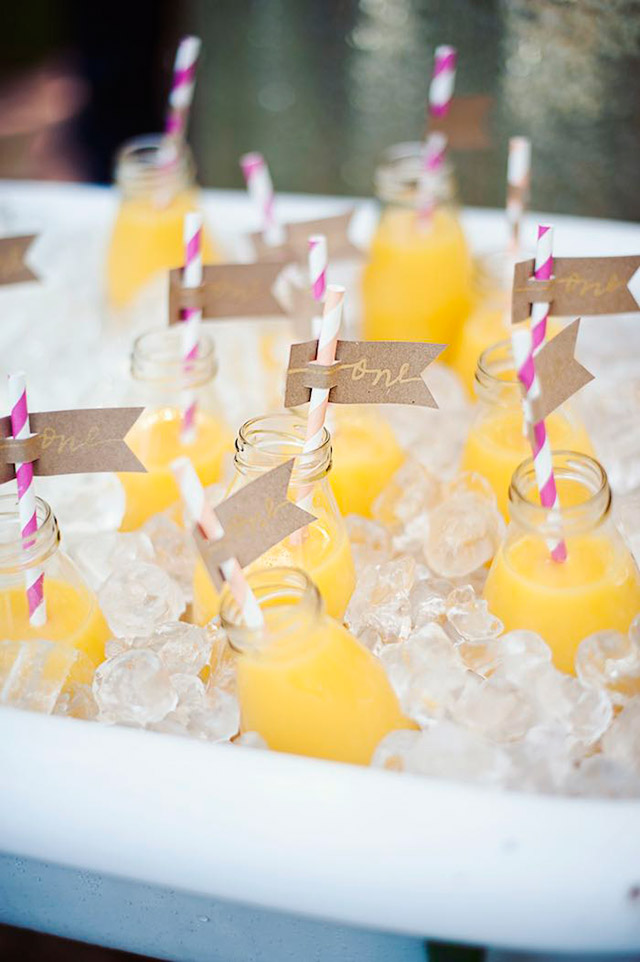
[506,136,531,255]
[240,152,286,247]
[180,212,202,445]
[171,458,264,628]
[418,131,448,224]
[429,45,457,119]
[530,224,553,354]
[8,372,46,626]
[308,234,327,339]
[166,35,202,139]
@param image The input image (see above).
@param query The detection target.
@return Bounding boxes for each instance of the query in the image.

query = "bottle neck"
[115,134,193,203]
[221,566,323,654]
[0,495,59,574]
[374,141,456,210]
[234,413,332,485]
[131,328,217,392]
[509,452,611,536]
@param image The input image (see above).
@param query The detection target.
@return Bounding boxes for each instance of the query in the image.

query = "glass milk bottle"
[0,494,109,666]
[193,413,356,625]
[119,328,232,531]
[460,339,594,519]
[106,135,220,313]
[222,566,413,764]
[362,141,472,345]
[483,452,640,674]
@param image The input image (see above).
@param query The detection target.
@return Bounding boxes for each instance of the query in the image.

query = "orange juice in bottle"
[483,452,640,674]
[119,328,232,531]
[193,413,356,625]
[362,142,472,345]
[222,566,414,764]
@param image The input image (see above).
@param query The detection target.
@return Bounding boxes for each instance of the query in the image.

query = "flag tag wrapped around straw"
[285,339,446,408]
[511,254,640,323]
[190,460,316,591]
[0,407,146,483]
[0,235,39,286]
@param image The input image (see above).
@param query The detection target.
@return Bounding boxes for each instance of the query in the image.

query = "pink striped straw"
[429,45,457,119]
[171,457,264,628]
[240,152,286,248]
[530,224,553,353]
[506,136,531,255]
[511,227,567,563]
[297,285,345,513]
[180,212,202,445]
[8,372,46,626]
[418,131,448,224]
[308,234,327,339]
[165,35,202,139]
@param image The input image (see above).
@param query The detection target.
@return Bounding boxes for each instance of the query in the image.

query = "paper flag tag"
[193,460,316,590]
[0,407,146,484]
[532,319,595,422]
[428,95,493,150]
[168,262,291,324]
[0,235,38,286]
[284,340,446,408]
[512,255,640,323]
[249,209,362,264]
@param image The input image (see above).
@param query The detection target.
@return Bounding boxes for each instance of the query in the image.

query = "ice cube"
[506,728,580,795]
[345,557,415,651]
[345,514,392,572]
[449,673,534,742]
[0,640,93,715]
[144,622,213,676]
[70,531,155,591]
[483,630,553,684]
[424,492,505,578]
[372,459,441,530]
[188,685,240,742]
[54,682,98,721]
[99,562,186,638]
[528,665,613,746]
[576,627,640,706]
[142,513,197,601]
[372,722,510,786]
[409,577,454,628]
[446,591,504,642]
[93,649,178,725]
[601,696,640,774]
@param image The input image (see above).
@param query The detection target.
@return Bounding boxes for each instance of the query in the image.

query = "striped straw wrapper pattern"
[166,35,201,138]
[180,212,202,445]
[530,224,553,354]
[418,131,448,223]
[8,372,46,626]
[308,234,327,302]
[240,152,285,247]
[171,457,264,628]
[429,45,457,119]
[506,136,531,254]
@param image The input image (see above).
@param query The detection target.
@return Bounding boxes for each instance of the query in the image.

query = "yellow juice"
[329,408,405,518]
[0,579,109,667]
[107,192,219,309]
[120,407,232,531]
[462,407,594,520]
[362,206,472,344]
[451,302,506,396]
[230,582,413,765]
[484,533,640,675]
[193,505,355,626]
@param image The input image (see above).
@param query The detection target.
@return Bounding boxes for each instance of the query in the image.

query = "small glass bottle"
[483,451,640,674]
[221,566,413,764]
[0,494,109,666]
[119,327,233,531]
[362,141,472,345]
[106,135,220,314]
[460,338,594,519]
[193,412,356,625]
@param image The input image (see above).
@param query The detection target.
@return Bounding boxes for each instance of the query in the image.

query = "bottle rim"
[0,495,60,572]
[374,140,455,207]
[115,134,193,197]
[131,327,217,388]
[235,412,332,483]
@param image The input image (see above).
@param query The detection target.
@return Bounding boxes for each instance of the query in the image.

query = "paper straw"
[308,234,327,339]
[506,136,531,255]
[511,227,567,564]
[530,224,553,353]
[8,373,46,626]
[171,458,264,628]
[165,35,201,139]
[179,212,202,445]
[297,285,345,513]
[429,45,457,119]
[418,131,448,224]
[240,152,286,247]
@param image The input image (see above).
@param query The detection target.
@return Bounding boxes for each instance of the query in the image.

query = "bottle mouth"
[0,495,59,572]
[221,566,323,653]
[509,450,611,534]
[131,327,217,388]
[475,338,522,402]
[374,141,454,207]
[115,134,193,197]
[235,413,332,483]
